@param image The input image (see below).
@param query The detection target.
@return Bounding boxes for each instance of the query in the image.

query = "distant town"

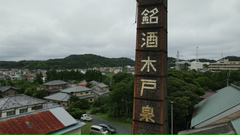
[1,54,240,134]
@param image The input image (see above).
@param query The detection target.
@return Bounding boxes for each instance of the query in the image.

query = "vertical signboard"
[132,0,168,134]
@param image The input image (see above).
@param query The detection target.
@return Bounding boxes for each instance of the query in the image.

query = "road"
[90,115,131,134]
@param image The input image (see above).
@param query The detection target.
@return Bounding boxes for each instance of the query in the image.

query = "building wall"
[64,127,81,134]
[92,86,107,92]
[0,104,44,118]
[209,59,240,72]
[0,89,17,98]
[48,100,68,106]
[44,84,67,90]
[74,90,92,96]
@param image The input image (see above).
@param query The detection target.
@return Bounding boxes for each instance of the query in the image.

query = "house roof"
[43,80,68,86]
[92,89,110,96]
[78,94,95,99]
[0,107,84,134]
[179,122,236,134]
[200,91,217,99]
[0,86,19,92]
[0,94,57,111]
[191,85,240,128]
[231,117,240,134]
[61,85,91,93]
[90,80,108,88]
[44,92,70,102]
[77,82,87,86]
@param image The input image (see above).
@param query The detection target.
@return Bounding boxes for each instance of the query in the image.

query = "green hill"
[0,54,135,70]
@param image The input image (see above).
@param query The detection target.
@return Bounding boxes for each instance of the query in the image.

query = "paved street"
[89,115,131,134]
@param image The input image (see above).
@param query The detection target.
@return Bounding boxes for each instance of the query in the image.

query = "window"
[20,108,28,114]
[7,111,15,116]
[90,99,92,101]
[86,92,88,94]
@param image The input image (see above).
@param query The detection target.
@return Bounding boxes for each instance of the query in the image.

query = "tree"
[34,90,48,99]
[34,72,43,84]
[167,69,204,133]
[68,95,79,103]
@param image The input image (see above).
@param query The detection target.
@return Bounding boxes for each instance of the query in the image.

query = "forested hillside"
[0,54,135,69]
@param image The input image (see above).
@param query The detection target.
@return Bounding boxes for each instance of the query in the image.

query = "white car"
[80,114,92,122]
[90,125,108,134]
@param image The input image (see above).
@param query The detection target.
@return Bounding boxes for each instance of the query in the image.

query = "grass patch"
[81,121,91,134]
[104,73,115,77]
[92,113,132,130]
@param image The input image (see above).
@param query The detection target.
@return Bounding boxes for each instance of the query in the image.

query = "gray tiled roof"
[61,86,91,93]
[44,93,70,102]
[90,80,108,88]
[0,94,49,111]
[44,80,68,86]
[78,94,95,99]
[92,89,110,96]
[0,86,19,92]
[96,83,107,88]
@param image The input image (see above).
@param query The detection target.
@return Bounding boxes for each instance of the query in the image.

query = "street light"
[171,101,173,134]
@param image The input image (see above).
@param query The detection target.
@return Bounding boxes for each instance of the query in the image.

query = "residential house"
[3,75,10,80]
[114,68,122,73]
[179,84,240,134]
[0,106,86,134]
[90,80,110,99]
[27,74,36,81]
[22,69,30,75]
[0,73,4,80]
[43,80,68,95]
[20,74,27,80]
[0,86,18,98]
[127,66,135,75]
[44,85,95,106]
[0,94,58,118]
[10,75,21,81]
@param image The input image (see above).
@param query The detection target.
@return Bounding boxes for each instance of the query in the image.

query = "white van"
[90,125,108,134]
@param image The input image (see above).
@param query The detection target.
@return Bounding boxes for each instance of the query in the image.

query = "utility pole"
[171,101,173,134]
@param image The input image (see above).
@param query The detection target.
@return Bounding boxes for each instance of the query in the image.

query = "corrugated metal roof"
[49,107,77,127]
[231,117,240,134]
[0,109,65,134]
[44,92,70,101]
[191,86,240,127]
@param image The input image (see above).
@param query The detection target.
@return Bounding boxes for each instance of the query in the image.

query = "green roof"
[191,85,240,127]
[231,117,240,134]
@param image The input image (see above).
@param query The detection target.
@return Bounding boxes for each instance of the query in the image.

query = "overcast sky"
[0,0,240,61]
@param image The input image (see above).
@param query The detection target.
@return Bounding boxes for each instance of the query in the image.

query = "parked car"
[99,124,116,134]
[90,125,108,134]
[80,114,92,122]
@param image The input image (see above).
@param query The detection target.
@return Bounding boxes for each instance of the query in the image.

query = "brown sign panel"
[132,0,168,134]
[136,28,167,51]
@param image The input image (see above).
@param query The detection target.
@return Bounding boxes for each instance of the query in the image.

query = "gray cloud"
[0,0,239,62]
